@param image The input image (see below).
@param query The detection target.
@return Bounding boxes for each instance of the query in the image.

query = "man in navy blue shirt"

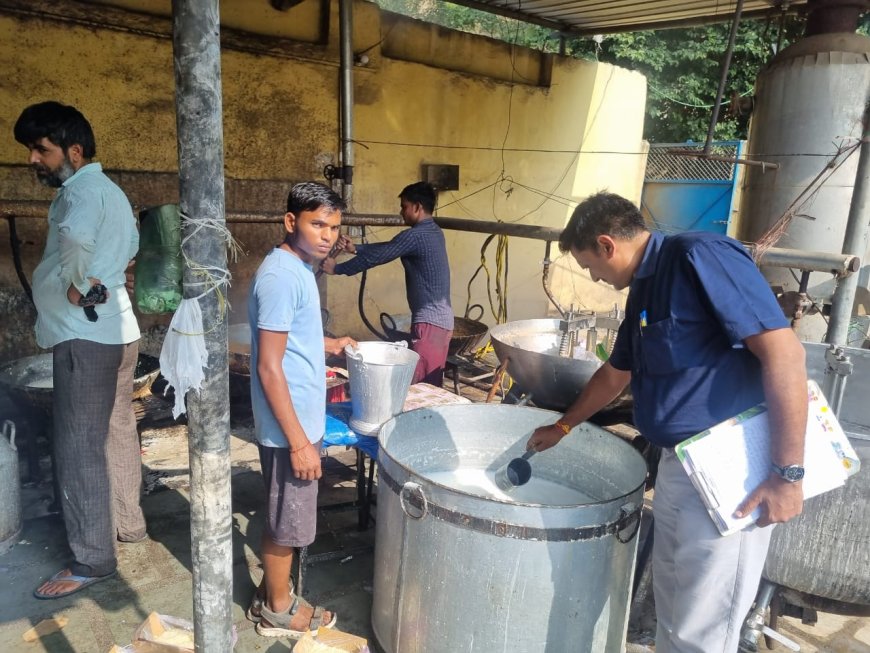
[322,182,454,386]
[527,192,807,653]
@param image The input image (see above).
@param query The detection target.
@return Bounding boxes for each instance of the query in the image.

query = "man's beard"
[34,158,76,188]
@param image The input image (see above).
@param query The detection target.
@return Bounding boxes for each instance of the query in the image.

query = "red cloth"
[410,322,453,387]
[326,369,348,403]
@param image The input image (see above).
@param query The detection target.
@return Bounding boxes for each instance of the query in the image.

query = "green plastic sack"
[135,204,183,314]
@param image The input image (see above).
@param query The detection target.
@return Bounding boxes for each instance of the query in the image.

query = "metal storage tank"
[762,343,870,607]
[739,32,870,341]
[371,404,647,653]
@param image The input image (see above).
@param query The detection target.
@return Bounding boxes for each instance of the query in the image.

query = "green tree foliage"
[566,19,804,142]
[373,1,805,143]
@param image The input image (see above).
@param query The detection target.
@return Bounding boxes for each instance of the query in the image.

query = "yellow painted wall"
[83,0,326,42]
[333,53,647,336]
[0,0,647,353]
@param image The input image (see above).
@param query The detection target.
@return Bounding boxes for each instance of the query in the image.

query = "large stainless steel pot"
[490,318,625,411]
[762,343,870,606]
[372,404,647,653]
[0,353,160,416]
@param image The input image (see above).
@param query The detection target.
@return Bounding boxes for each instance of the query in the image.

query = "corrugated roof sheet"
[448,1,806,35]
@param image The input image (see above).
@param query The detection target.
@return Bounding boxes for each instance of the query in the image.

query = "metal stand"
[295,448,377,599]
[446,354,496,397]
[318,447,377,531]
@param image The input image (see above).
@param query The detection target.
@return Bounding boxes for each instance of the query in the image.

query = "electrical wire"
[464,233,509,325]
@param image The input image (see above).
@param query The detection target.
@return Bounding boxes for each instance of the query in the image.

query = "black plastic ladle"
[495,449,537,491]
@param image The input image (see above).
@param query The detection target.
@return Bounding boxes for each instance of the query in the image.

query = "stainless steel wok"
[490,317,627,412]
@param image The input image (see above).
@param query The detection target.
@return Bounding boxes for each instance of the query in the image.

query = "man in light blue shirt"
[14,102,146,600]
[246,182,356,640]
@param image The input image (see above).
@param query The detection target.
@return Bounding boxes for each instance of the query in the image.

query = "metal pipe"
[341,213,564,241]
[2,201,861,275]
[339,0,354,203]
[827,101,870,345]
[5,216,33,305]
[739,579,779,651]
[171,1,233,650]
[0,200,49,218]
[823,345,853,416]
[667,149,780,171]
[704,0,744,153]
[541,241,566,317]
[749,246,861,276]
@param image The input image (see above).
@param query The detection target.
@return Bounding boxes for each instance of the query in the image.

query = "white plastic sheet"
[159,298,208,419]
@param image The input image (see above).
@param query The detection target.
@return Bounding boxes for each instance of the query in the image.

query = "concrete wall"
[0,0,646,363]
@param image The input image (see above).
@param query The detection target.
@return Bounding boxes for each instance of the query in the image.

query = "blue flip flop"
[33,569,117,600]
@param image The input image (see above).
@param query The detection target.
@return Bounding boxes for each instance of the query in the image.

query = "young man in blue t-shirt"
[247,182,356,638]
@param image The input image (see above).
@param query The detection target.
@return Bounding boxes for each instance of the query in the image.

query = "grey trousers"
[53,339,146,577]
[653,448,773,653]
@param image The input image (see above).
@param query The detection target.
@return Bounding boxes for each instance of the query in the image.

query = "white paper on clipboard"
[675,380,860,536]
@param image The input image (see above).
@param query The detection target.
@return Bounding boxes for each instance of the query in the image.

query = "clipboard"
[674,380,860,536]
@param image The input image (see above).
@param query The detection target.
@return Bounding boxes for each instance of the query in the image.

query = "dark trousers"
[53,339,146,576]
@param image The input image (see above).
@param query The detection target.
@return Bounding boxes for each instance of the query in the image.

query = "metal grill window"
[645,142,739,182]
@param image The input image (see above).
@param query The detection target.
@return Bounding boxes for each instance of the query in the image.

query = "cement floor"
[1,403,868,652]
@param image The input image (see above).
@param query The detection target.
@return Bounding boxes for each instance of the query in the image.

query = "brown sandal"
[246,580,295,623]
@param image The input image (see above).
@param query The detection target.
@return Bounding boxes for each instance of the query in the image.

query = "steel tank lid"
[765,32,870,69]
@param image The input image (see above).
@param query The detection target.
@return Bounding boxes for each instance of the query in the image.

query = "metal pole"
[704,0,744,153]
[339,0,354,204]
[171,2,233,651]
[827,101,870,346]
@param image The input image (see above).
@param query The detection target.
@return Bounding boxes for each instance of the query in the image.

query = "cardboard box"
[131,613,195,653]
[293,628,369,653]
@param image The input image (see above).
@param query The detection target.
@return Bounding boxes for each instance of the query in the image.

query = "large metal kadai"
[0,353,160,415]
[372,404,647,653]
[490,317,621,411]
[762,343,870,607]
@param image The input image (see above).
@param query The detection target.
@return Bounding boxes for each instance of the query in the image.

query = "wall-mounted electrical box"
[421,164,459,191]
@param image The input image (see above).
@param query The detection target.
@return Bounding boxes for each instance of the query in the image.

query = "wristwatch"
[771,462,805,483]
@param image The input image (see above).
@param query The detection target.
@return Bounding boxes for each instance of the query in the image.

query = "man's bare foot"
[33,568,116,600]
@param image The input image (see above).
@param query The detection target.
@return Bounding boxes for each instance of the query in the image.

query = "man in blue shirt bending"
[321,182,454,386]
[527,192,807,653]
